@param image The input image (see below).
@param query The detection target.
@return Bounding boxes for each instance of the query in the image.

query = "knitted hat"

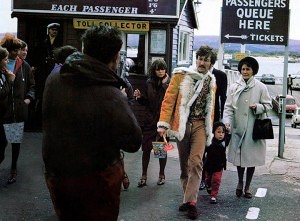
[212,122,225,133]
[238,56,259,75]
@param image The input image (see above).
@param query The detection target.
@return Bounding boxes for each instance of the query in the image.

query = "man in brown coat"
[42,26,142,221]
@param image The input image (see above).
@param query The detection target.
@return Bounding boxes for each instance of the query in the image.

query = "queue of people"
[0,24,273,220]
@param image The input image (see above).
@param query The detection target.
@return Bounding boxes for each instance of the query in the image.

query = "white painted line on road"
[255,188,267,197]
[246,207,260,220]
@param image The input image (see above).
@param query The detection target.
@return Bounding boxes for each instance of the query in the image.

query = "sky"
[0,0,299,40]
[195,0,300,40]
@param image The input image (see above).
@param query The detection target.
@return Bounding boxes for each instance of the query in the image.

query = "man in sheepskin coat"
[157,45,216,220]
[42,26,142,221]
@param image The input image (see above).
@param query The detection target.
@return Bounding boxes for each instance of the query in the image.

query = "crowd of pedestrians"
[0,24,272,220]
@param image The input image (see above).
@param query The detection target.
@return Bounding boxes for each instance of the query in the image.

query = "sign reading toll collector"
[221,0,289,45]
[74,19,149,31]
[12,0,179,19]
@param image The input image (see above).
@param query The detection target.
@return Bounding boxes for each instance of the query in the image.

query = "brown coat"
[42,52,142,177]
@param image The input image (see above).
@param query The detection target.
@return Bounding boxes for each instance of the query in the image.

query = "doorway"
[124,33,148,75]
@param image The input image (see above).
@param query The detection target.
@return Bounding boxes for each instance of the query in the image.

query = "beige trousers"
[177,120,206,203]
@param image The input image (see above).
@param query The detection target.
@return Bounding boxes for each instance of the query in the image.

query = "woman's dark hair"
[81,26,122,64]
[148,59,167,79]
[195,45,217,65]
[20,40,28,49]
[0,33,22,52]
[0,46,9,61]
[238,56,259,75]
[53,45,78,64]
[148,58,167,89]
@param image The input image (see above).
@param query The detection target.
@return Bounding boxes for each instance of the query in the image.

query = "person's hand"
[24,99,31,105]
[225,123,231,133]
[4,69,15,82]
[162,73,169,84]
[134,89,141,99]
[120,87,127,97]
[157,127,166,136]
[249,104,257,110]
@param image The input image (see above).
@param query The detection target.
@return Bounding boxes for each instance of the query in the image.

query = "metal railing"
[224,69,284,95]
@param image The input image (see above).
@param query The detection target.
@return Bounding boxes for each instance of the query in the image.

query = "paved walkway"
[0,126,299,220]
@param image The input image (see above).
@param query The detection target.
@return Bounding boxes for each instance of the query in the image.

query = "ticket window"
[123,33,148,75]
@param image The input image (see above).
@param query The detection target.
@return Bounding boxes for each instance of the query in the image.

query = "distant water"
[254,56,300,77]
[192,52,300,77]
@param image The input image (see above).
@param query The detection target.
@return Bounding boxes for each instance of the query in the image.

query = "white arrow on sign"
[224,34,248,40]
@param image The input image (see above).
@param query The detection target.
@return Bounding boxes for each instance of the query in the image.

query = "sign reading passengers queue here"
[221,0,289,45]
[12,0,180,18]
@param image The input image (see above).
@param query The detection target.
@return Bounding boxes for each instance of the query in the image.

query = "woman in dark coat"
[134,59,169,187]
[0,46,14,164]
[0,34,35,183]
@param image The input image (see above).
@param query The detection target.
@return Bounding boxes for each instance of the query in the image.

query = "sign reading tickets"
[74,19,149,31]
[12,0,179,18]
[221,0,290,45]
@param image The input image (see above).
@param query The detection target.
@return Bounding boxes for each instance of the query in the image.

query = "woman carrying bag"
[223,57,272,198]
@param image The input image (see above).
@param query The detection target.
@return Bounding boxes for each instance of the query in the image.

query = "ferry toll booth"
[11,0,198,124]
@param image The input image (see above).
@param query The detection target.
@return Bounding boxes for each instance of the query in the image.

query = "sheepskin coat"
[223,78,272,167]
[157,67,216,146]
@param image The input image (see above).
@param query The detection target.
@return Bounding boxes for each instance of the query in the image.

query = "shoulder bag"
[252,105,274,140]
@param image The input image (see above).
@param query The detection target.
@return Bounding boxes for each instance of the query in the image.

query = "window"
[178,31,190,64]
[126,33,146,74]
[150,30,166,54]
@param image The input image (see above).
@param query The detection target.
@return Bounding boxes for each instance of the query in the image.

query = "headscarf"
[231,76,255,109]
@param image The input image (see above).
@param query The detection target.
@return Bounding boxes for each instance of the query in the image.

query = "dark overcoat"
[2,58,35,123]
[42,52,142,177]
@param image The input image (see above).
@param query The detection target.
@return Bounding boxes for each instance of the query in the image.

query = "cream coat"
[223,78,272,167]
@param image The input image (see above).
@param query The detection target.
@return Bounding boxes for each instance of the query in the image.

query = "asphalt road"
[0,131,299,221]
[0,83,299,221]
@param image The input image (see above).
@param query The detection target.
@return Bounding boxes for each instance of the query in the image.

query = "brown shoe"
[122,172,130,190]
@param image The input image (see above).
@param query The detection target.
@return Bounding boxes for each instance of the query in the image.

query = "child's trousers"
[205,170,223,198]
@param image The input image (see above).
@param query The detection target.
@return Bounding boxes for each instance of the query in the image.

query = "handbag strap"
[258,104,269,118]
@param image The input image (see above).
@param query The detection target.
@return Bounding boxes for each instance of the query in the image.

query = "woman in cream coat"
[223,57,272,199]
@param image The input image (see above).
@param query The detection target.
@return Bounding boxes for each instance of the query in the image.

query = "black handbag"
[252,105,274,140]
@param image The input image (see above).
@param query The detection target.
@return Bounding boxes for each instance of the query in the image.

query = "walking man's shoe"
[187,204,198,220]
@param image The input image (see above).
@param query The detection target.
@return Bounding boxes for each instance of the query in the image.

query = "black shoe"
[178,202,190,212]
[7,170,17,184]
[210,197,217,204]
[236,189,243,197]
[137,177,147,188]
[199,180,206,190]
[244,191,253,199]
[206,186,212,194]
[187,205,198,220]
